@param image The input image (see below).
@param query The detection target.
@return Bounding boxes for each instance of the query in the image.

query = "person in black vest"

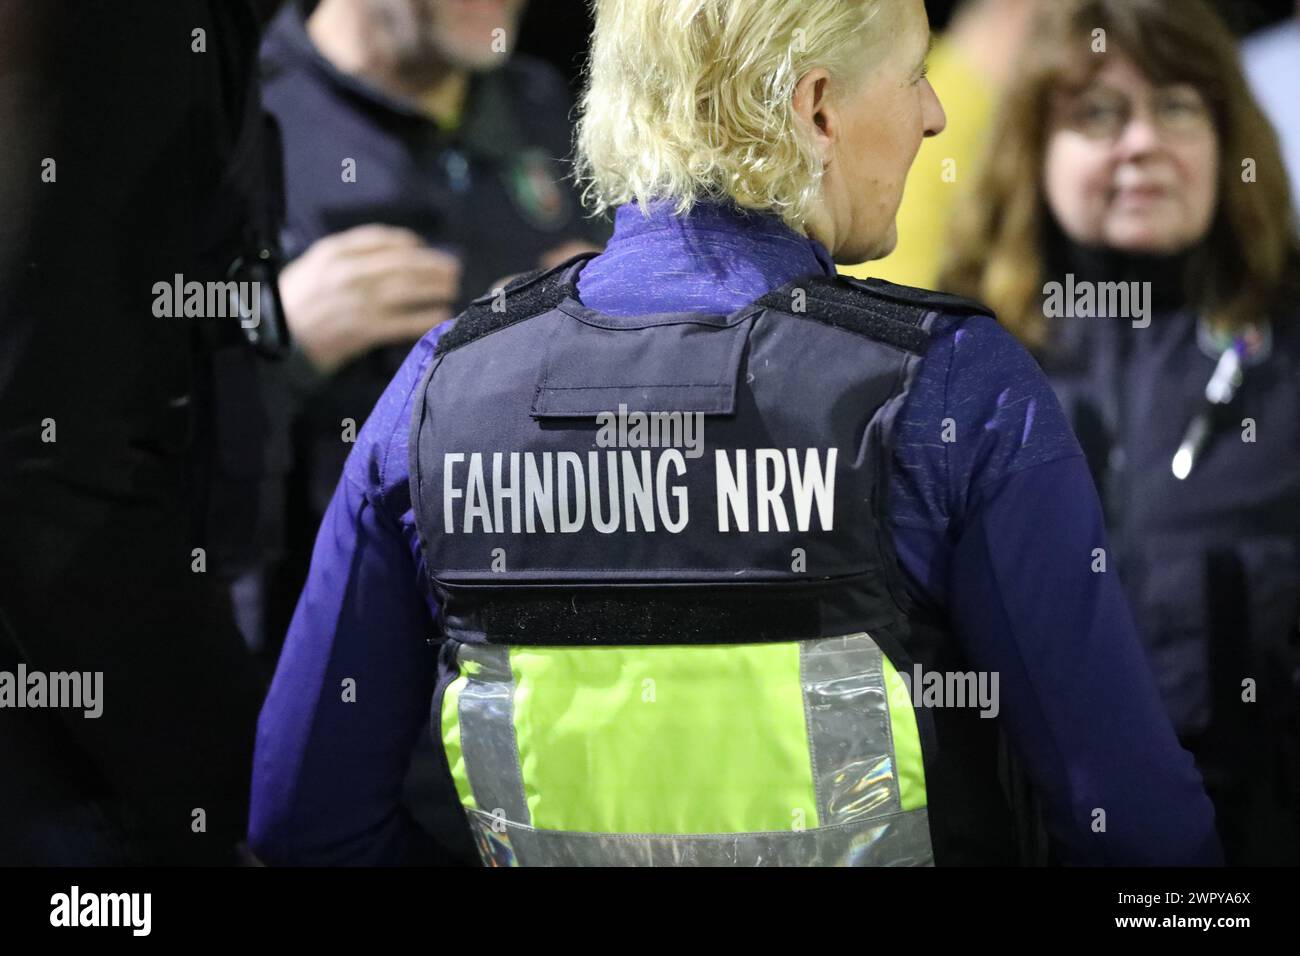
[943,0,1300,864]
[0,0,281,863]
[251,0,1219,865]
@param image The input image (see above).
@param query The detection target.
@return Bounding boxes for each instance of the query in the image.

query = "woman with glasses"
[943,0,1300,864]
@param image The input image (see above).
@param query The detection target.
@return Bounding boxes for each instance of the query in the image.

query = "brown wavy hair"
[938,0,1299,351]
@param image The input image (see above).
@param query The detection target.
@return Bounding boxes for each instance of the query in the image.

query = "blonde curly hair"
[574,0,893,234]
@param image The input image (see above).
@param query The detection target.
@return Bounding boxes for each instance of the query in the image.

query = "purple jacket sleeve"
[248,334,444,865]
[890,314,1222,865]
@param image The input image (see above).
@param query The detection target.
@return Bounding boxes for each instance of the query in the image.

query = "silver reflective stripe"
[802,635,901,825]
[446,634,934,867]
[464,807,933,867]
[465,807,521,868]
[455,643,530,827]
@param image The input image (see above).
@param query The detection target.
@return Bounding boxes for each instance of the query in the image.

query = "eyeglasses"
[1057,85,1214,142]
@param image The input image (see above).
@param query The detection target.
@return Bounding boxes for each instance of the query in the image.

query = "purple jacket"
[249,198,1222,866]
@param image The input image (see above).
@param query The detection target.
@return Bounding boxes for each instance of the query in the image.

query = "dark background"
[517,0,1299,98]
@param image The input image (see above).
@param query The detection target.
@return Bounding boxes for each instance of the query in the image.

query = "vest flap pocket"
[531,310,752,418]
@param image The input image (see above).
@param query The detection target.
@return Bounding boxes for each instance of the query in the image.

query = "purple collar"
[576,198,837,318]
[610,198,837,272]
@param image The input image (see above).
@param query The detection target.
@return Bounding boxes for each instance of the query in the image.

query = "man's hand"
[279,225,462,376]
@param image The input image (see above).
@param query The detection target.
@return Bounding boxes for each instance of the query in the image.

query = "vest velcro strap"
[753,276,931,355]
[471,587,824,646]
[434,252,600,358]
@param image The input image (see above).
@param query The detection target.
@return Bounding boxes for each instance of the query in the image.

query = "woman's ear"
[793,68,836,166]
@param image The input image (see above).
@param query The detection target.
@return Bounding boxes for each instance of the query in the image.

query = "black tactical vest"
[410,253,1026,866]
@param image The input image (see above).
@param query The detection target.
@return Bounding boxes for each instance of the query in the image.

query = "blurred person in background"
[249,0,610,655]
[942,0,1300,864]
[839,0,1043,288]
[0,0,280,864]
[1242,0,1300,224]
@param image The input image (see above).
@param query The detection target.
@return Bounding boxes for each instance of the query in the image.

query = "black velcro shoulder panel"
[433,252,597,358]
[843,276,997,322]
[754,274,995,355]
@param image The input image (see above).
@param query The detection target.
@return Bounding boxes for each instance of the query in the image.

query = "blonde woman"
[251,0,1219,866]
